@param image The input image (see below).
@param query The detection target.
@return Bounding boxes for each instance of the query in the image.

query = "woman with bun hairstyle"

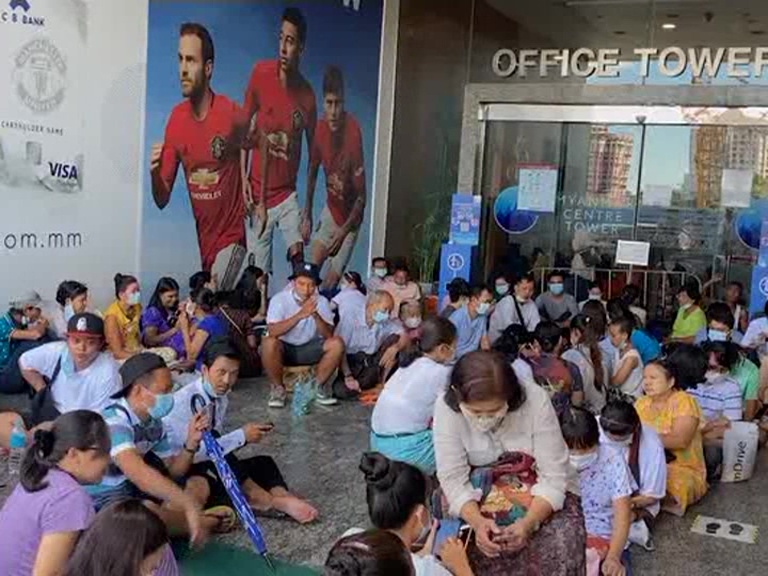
[326,529,415,576]
[563,314,606,413]
[63,499,177,576]
[0,410,110,576]
[177,287,228,370]
[104,273,144,360]
[370,317,458,474]
[354,452,474,576]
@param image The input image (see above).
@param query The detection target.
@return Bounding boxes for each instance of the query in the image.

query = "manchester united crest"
[210,135,227,160]
[292,109,304,132]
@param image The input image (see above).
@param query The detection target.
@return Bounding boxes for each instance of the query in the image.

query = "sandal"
[203,505,238,533]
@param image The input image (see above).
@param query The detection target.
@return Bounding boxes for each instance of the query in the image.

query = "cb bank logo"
[759,276,768,298]
[2,0,44,27]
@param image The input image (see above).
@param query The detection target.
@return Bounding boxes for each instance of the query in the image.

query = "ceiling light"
[662,23,676,30]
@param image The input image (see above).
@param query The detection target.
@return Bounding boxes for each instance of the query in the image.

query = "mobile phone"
[259,422,275,431]
[432,519,462,556]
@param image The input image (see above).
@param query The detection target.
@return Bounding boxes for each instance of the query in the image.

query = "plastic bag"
[720,421,759,483]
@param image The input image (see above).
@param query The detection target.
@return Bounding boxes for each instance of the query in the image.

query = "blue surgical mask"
[373,310,389,324]
[477,302,491,316]
[148,391,174,419]
[128,291,141,306]
[203,378,221,399]
[549,283,564,296]
[64,302,75,322]
[708,329,728,342]
[496,283,510,296]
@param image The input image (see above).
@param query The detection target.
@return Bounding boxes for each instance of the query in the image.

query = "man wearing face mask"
[166,339,318,524]
[536,271,578,327]
[578,281,607,312]
[336,291,405,395]
[488,273,541,343]
[449,285,493,359]
[366,257,390,292]
[88,353,218,544]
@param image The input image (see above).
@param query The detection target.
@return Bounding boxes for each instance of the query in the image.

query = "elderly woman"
[669,284,707,344]
[433,351,585,575]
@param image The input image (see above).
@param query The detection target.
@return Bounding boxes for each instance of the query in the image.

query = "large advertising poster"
[142,0,384,294]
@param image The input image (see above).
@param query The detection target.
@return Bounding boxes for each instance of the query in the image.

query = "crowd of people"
[0,260,767,575]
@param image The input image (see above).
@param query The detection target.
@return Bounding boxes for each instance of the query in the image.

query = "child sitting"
[608,317,644,403]
[560,407,632,576]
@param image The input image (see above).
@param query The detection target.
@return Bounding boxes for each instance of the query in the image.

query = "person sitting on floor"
[606,299,660,366]
[370,317,457,474]
[536,270,579,327]
[398,300,424,343]
[332,271,367,313]
[0,411,111,576]
[165,339,318,524]
[228,265,267,322]
[63,499,177,576]
[87,353,231,542]
[691,341,743,481]
[620,284,647,328]
[261,262,345,408]
[142,277,186,361]
[563,314,606,414]
[579,282,607,312]
[694,301,744,346]
[367,257,391,293]
[599,400,666,551]
[669,284,707,344]
[0,291,51,394]
[488,273,541,342]
[635,348,707,516]
[178,288,228,371]
[336,291,405,396]
[49,281,89,340]
[349,452,474,576]
[218,290,262,379]
[560,407,631,576]
[607,316,644,403]
[440,277,470,319]
[449,284,492,359]
[381,261,421,319]
[104,274,144,361]
[0,313,120,447]
[326,529,415,576]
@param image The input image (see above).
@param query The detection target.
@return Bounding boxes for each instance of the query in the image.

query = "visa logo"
[48,162,78,180]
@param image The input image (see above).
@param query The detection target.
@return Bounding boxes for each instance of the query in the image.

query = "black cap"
[289,262,321,284]
[67,313,104,338]
[111,353,168,399]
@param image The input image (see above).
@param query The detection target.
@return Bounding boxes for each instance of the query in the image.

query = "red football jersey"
[159,93,247,270]
[310,113,366,227]
[243,60,317,209]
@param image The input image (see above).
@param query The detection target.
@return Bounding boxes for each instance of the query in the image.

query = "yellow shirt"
[104,300,142,353]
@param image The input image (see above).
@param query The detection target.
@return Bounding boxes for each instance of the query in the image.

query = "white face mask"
[373,268,388,279]
[607,435,633,448]
[404,317,422,329]
[680,302,692,310]
[460,404,508,434]
[588,293,602,301]
[569,451,599,472]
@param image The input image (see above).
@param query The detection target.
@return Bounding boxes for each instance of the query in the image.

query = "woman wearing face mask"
[382,262,422,318]
[141,277,186,360]
[607,317,644,403]
[599,401,666,549]
[669,284,706,344]
[177,288,228,370]
[564,314,606,414]
[63,499,177,576]
[560,407,631,576]
[370,317,457,474]
[491,271,512,303]
[332,271,367,312]
[0,411,111,576]
[104,273,144,361]
[343,453,473,576]
[434,350,585,575]
[634,347,708,516]
[50,280,89,339]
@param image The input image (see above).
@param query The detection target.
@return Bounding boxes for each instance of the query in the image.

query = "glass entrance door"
[477,104,768,318]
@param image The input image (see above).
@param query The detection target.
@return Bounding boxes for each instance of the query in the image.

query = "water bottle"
[7,418,27,484]
[291,373,315,417]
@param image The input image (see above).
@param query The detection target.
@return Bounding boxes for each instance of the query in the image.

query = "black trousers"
[190,453,287,508]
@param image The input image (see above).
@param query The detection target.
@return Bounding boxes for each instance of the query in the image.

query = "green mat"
[173,541,320,576]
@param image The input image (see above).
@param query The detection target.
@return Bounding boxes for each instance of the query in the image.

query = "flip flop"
[203,505,238,533]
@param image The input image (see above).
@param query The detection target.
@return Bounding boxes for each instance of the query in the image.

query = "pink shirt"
[381,280,421,318]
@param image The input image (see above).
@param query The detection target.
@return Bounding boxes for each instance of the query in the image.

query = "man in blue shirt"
[450,284,493,358]
[0,291,51,394]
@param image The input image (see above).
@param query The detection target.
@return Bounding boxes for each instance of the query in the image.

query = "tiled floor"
[3,378,768,574]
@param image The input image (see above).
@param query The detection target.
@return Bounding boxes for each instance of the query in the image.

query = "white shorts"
[246,192,303,274]
[211,243,247,292]
[310,206,359,276]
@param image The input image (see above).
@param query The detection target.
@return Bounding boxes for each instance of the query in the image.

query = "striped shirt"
[689,374,743,422]
[91,398,175,490]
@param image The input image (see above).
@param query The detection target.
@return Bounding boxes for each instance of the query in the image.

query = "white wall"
[0,0,149,309]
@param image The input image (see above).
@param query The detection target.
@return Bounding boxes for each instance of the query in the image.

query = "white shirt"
[341,528,450,576]
[434,378,578,517]
[19,342,121,414]
[372,357,452,435]
[266,290,334,346]
[600,424,667,517]
[164,377,245,462]
[742,317,768,355]
[331,288,366,312]
[512,357,535,387]
[488,296,541,343]
[563,345,606,413]
[613,348,644,398]
[336,303,403,356]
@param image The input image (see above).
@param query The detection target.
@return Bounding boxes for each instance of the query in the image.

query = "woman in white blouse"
[433,350,585,575]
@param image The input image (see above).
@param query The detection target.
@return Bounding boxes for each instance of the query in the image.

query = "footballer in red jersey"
[241,7,316,285]
[302,66,366,290]
[150,23,248,291]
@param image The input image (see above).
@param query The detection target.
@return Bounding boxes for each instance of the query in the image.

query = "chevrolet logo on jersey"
[189,168,220,190]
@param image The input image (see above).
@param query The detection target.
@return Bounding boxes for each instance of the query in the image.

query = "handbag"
[29,356,63,425]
